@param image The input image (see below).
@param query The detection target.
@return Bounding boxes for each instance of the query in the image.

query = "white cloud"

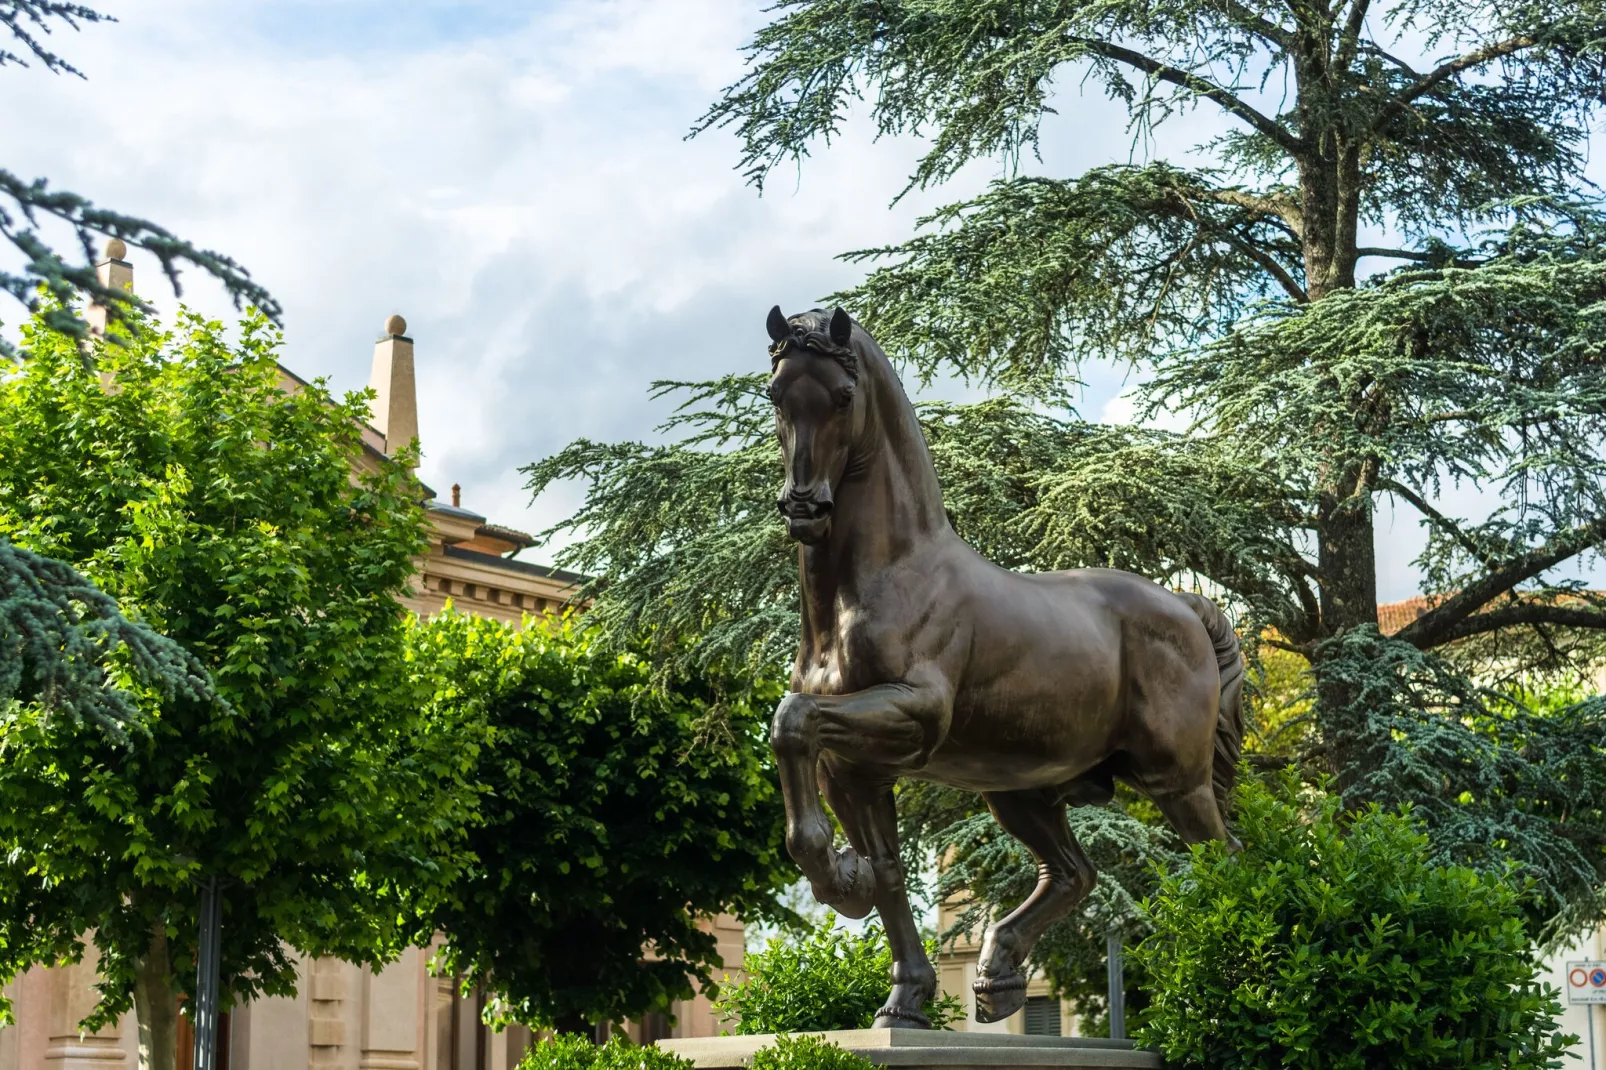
[2,0,978,552]
[5,0,1597,603]
[1097,384,1194,434]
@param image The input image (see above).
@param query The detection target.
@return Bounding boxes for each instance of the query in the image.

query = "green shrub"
[1132,770,1575,1069]
[516,1035,695,1070]
[750,1034,874,1070]
[713,922,962,1032]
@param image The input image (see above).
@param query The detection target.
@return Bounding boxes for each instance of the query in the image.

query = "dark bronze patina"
[764,306,1244,1029]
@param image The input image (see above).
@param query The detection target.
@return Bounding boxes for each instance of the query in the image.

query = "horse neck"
[798,343,950,638]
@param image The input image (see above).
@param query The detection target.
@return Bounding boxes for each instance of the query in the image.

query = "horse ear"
[829,307,853,347]
[766,305,790,344]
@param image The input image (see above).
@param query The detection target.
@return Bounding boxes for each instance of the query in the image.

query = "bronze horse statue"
[763,305,1244,1029]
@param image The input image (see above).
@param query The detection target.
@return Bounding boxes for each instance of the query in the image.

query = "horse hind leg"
[973,788,1096,1024]
[1151,780,1233,846]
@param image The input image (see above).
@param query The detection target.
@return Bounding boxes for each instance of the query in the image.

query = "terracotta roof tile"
[1377,595,1437,635]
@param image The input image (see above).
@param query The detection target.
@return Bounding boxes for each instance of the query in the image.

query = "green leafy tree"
[410,609,793,1033]
[1133,771,1575,1069]
[0,0,276,766]
[713,921,962,1033]
[0,308,474,1070]
[527,0,1606,966]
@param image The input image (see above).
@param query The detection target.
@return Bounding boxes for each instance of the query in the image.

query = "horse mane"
[768,309,859,381]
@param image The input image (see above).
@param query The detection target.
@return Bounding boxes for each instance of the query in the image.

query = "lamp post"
[1106,929,1125,1040]
[192,876,223,1070]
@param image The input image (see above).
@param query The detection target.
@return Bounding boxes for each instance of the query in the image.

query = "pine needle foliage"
[930,796,1183,1034]
[1,533,218,732]
[1317,627,1606,940]
[0,537,215,734]
[0,2,278,357]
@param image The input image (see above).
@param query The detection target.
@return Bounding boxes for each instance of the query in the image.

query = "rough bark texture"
[1293,30,1373,773]
[133,923,178,1070]
[1314,492,1381,783]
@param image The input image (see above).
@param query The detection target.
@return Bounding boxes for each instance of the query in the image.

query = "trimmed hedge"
[1133,770,1575,1069]
[517,1036,695,1070]
[713,922,962,1032]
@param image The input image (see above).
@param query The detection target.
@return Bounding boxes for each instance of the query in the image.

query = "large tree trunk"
[133,921,179,1070]
[1296,115,1376,783]
[1312,479,1380,789]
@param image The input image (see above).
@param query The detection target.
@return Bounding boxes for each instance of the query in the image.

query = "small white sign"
[1567,961,1606,1004]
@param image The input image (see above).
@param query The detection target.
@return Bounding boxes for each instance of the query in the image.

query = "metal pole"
[193,876,223,1070]
[1106,930,1126,1040]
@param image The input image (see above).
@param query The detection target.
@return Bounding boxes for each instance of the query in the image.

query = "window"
[1023,996,1061,1036]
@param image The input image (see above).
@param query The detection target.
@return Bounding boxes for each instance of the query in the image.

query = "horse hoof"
[830,851,876,920]
[872,1005,931,1030]
[972,973,1027,1023]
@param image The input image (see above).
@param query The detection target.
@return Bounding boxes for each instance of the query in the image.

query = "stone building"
[0,249,744,1070]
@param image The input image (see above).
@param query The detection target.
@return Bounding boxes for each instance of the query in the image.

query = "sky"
[4,0,1598,603]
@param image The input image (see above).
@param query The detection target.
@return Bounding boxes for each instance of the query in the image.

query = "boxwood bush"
[751,1034,874,1070]
[713,922,962,1032]
[516,1035,695,1070]
[1132,770,1574,1069]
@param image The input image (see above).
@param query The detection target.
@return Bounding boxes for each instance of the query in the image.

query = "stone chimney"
[368,313,418,463]
[87,237,133,336]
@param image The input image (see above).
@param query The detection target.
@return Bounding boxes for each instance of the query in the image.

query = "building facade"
[0,252,742,1070]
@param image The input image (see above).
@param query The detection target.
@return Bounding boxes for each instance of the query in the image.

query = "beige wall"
[1,951,140,1069]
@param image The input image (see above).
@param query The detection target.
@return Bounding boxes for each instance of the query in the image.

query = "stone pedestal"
[657,1029,1161,1070]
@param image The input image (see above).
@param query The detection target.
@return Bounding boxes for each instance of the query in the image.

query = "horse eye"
[836,388,855,410]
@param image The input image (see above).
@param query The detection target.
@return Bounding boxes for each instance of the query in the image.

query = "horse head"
[765,305,864,545]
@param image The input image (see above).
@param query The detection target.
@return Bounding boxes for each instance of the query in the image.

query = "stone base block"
[657,1030,1160,1070]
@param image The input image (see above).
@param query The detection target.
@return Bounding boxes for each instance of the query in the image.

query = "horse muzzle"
[778,491,833,544]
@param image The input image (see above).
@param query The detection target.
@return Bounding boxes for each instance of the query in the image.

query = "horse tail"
[1175,591,1245,821]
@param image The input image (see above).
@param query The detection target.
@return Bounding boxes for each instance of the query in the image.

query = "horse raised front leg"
[822,757,936,1029]
[771,692,876,918]
[771,681,948,924]
[973,789,1097,1024]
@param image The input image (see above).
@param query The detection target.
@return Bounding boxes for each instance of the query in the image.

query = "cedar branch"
[1369,35,1539,136]
[1412,603,1606,647]
[1071,38,1304,154]
[1396,515,1606,648]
